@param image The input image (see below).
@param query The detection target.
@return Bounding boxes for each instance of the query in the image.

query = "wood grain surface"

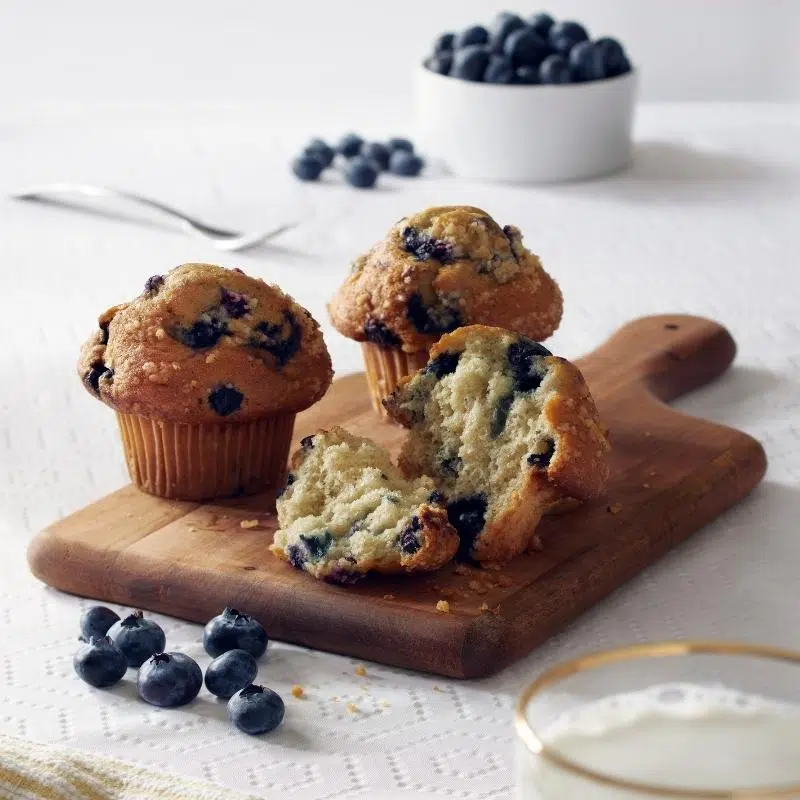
[28,315,767,678]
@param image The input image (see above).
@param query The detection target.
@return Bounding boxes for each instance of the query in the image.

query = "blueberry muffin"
[78,263,333,500]
[329,206,562,417]
[384,325,610,563]
[271,427,459,582]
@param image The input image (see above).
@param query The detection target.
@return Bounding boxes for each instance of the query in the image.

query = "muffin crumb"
[383,594,396,601]
[467,580,488,595]
[607,502,623,514]
[479,602,490,613]
[436,600,450,613]
[240,519,261,529]
[291,685,305,699]
[347,702,359,714]
[354,665,367,677]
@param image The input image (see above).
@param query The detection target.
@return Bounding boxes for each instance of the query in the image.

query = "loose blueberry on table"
[203,607,268,659]
[345,157,379,189]
[228,684,285,735]
[204,649,259,699]
[137,652,203,708]
[107,610,166,668]
[423,10,631,85]
[74,636,128,688]
[79,605,120,641]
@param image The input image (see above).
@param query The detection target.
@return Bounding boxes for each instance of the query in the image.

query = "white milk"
[518,684,800,798]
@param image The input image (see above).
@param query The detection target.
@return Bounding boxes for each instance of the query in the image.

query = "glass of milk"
[515,641,800,798]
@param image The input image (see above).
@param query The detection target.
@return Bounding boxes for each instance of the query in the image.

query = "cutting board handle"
[579,315,737,403]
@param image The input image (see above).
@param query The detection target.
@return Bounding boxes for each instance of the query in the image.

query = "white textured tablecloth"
[1,103,799,799]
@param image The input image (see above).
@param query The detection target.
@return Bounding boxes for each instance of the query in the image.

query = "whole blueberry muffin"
[78,263,333,500]
[271,427,459,582]
[384,325,609,563]
[329,206,562,417]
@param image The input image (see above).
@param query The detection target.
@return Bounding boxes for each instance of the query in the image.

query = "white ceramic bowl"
[415,65,638,183]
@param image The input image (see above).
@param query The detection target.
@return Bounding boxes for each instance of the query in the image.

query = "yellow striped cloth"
[0,733,261,800]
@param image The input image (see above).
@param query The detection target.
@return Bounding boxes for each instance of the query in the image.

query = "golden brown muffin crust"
[78,263,333,423]
[329,206,563,353]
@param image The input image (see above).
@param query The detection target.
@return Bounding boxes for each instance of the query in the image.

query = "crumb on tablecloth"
[291,685,305,699]
[382,594,395,601]
[642,483,651,489]
[467,580,488,595]
[479,602,490,613]
[240,519,261,529]
[354,665,367,677]
[347,702,359,714]
[433,685,443,692]
[607,502,623,514]
[436,600,450,613]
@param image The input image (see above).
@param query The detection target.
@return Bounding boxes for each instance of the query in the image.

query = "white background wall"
[2,0,800,111]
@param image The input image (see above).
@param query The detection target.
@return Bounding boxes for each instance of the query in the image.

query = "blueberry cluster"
[425,11,631,85]
[291,133,425,189]
[74,606,284,736]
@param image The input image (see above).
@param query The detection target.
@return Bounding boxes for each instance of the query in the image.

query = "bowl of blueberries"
[417,11,636,183]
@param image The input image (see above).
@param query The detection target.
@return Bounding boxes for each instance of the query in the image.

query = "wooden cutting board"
[28,315,766,678]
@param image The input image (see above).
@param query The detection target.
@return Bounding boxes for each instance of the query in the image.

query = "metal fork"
[11,183,296,252]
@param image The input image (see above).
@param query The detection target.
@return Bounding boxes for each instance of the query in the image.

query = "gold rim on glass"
[515,640,800,798]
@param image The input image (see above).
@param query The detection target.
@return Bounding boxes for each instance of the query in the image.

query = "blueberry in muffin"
[271,427,458,582]
[385,325,610,563]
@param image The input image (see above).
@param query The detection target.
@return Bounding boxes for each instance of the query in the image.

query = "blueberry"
[337,133,363,157]
[527,439,555,469]
[228,684,285,735]
[484,55,515,83]
[429,490,446,506]
[490,392,515,439]
[80,606,120,641]
[387,137,414,153]
[291,154,325,182]
[433,32,455,53]
[594,37,630,77]
[220,287,250,318]
[73,636,127,688]
[402,226,453,263]
[250,311,302,366]
[490,13,525,53]
[389,151,424,177]
[208,384,243,417]
[299,531,333,561]
[286,545,305,570]
[300,435,315,449]
[344,157,379,189]
[108,610,166,668]
[360,142,390,170]
[83,361,113,394]
[137,652,202,708]
[172,313,227,349]
[424,351,461,379]
[569,40,603,82]
[530,12,555,37]
[144,275,164,293]
[548,20,588,54]
[539,53,572,84]
[398,516,422,554]
[406,293,462,335]
[204,649,258,699]
[454,25,489,48]
[514,64,540,84]
[504,27,551,68]
[451,45,491,82]
[447,495,488,560]
[305,138,335,167]
[363,318,401,348]
[276,472,295,499]
[425,53,453,76]
[507,339,552,392]
[203,607,268,659]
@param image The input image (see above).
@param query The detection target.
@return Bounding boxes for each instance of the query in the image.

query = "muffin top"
[329,205,563,353]
[78,263,333,423]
